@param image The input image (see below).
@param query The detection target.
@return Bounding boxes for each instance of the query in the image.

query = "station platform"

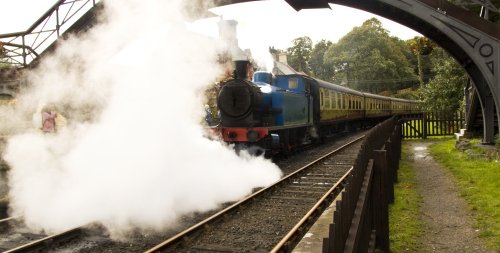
[293,194,342,252]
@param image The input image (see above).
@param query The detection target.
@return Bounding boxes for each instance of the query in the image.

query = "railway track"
[0,217,83,253]
[146,135,364,252]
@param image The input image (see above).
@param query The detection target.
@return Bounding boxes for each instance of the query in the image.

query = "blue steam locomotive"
[216,60,419,153]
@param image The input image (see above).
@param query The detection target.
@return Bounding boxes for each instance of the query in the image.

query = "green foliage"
[408,36,435,87]
[286,36,313,75]
[0,41,7,67]
[429,138,500,250]
[309,39,333,81]
[389,143,424,252]
[0,41,5,58]
[324,18,417,93]
[392,89,420,100]
[419,47,466,113]
[0,42,11,69]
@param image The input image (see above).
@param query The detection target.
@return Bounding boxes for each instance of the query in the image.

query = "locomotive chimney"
[234,60,249,80]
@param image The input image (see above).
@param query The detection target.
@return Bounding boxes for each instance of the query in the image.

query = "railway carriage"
[391,97,414,115]
[317,79,365,123]
[364,93,392,119]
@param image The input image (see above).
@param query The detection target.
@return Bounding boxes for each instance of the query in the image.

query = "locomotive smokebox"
[234,60,249,80]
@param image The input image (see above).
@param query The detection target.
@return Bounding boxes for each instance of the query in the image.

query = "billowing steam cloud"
[3,0,282,237]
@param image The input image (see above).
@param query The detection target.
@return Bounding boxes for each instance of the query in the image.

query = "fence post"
[372,150,389,252]
[384,140,395,204]
[394,124,402,163]
[422,112,427,139]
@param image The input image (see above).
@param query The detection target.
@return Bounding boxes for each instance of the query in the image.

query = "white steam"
[3,0,281,237]
[249,47,275,72]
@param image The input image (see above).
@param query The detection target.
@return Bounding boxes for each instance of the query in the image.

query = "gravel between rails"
[0,220,48,252]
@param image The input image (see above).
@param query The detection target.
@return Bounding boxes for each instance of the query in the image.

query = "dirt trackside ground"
[407,141,494,253]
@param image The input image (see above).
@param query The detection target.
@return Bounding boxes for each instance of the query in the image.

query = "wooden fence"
[322,116,401,252]
[401,112,464,139]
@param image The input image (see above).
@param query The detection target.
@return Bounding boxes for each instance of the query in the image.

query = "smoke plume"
[3,0,282,237]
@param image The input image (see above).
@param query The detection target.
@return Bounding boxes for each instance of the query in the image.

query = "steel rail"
[0,216,20,229]
[3,227,83,253]
[271,166,353,252]
[144,135,365,253]
[0,216,20,223]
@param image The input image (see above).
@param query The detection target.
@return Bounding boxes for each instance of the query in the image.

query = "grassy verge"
[389,142,423,252]
[429,138,500,250]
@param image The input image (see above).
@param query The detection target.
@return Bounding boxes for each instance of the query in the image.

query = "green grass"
[389,143,424,252]
[429,138,500,250]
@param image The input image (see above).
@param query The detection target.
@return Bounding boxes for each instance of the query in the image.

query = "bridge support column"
[472,77,497,144]
[482,94,496,144]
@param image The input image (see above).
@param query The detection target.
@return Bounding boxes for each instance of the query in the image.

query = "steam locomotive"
[216,60,419,153]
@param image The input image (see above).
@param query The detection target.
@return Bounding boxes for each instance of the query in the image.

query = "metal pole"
[22,35,26,67]
[56,7,60,37]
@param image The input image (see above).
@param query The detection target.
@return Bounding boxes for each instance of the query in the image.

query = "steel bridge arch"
[213,0,500,143]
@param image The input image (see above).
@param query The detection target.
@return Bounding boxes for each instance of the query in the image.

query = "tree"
[0,41,9,68]
[286,36,313,75]
[309,39,333,81]
[0,41,5,58]
[408,36,434,88]
[324,18,417,94]
[420,47,467,113]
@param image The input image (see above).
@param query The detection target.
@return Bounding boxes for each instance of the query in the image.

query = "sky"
[0,0,422,50]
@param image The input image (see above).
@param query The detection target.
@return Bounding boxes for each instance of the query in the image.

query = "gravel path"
[407,141,494,253]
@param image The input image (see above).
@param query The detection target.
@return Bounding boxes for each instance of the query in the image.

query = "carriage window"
[288,78,299,89]
[320,90,324,107]
[324,90,331,109]
[332,92,337,109]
